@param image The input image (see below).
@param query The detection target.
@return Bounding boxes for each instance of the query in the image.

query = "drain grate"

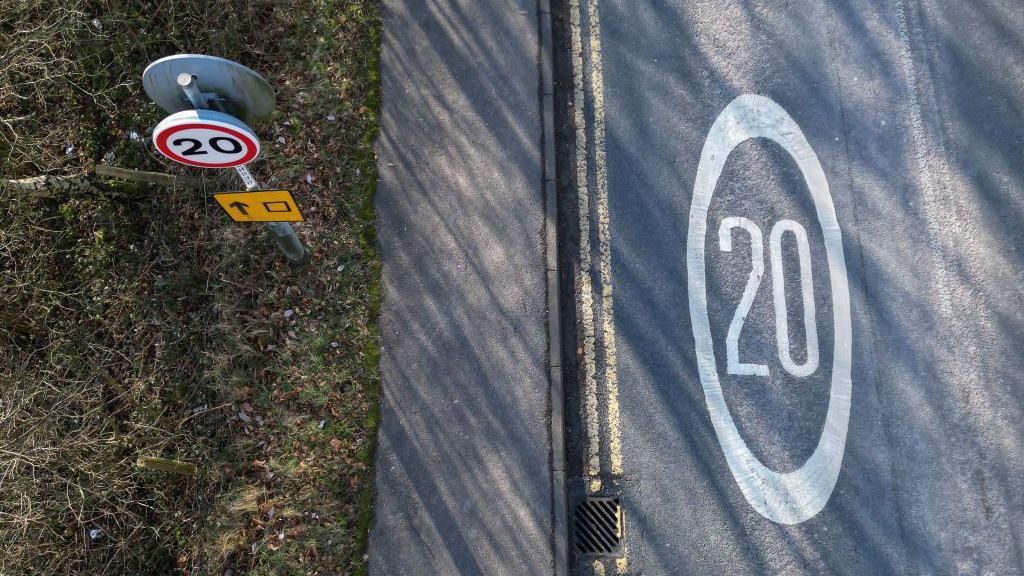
[573,497,624,556]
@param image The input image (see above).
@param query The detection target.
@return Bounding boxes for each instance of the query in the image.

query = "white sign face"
[153,109,260,169]
[686,94,853,525]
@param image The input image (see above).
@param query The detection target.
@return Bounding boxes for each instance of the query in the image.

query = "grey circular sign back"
[142,54,275,125]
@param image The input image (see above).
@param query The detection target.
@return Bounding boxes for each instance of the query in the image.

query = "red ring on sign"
[155,122,259,168]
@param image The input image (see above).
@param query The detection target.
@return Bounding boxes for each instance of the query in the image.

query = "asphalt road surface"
[559,0,1024,574]
[370,1,553,573]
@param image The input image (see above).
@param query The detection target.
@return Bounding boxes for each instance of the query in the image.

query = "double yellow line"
[571,3,633,571]
[569,0,623,499]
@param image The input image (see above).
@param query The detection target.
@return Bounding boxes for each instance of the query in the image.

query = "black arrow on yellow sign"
[230,201,250,216]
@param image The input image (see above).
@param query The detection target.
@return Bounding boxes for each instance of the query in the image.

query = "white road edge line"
[893,0,954,321]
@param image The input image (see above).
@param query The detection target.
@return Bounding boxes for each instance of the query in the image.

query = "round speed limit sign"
[153,109,260,168]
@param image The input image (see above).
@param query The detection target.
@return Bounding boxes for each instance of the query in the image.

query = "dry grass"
[0,1,382,574]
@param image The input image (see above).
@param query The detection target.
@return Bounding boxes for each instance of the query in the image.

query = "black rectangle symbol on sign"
[263,201,292,213]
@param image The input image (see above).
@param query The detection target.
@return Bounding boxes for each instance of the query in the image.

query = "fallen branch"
[1,165,198,200]
[1,173,103,199]
[136,457,197,476]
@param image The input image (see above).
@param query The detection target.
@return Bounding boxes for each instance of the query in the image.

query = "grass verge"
[0,1,382,574]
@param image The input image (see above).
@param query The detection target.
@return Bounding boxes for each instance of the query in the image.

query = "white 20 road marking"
[687,94,852,525]
[720,218,820,378]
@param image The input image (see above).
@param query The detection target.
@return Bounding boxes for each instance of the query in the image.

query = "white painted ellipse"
[686,94,853,524]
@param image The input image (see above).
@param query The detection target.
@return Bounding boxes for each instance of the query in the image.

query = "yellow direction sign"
[213,189,304,222]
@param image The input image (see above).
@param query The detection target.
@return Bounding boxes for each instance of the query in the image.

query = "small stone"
[305,174,314,185]
[283,309,295,319]
[91,18,102,29]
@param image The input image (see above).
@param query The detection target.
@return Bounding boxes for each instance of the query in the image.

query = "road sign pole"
[265,222,307,264]
[175,73,307,266]
[176,73,207,108]
[235,165,307,265]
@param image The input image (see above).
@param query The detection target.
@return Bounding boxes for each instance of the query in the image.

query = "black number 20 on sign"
[153,111,261,169]
[171,136,243,157]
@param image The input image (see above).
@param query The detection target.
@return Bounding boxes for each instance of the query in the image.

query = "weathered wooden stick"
[136,457,197,476]
[1,166,197,199]
[1,173,101,198]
